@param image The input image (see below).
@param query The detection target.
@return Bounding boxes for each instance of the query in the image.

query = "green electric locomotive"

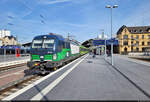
[27,33,83,74]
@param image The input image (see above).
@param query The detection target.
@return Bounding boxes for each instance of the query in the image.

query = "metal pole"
[105,38,107,60]
[15,48,17,58]
[111,7,114,66]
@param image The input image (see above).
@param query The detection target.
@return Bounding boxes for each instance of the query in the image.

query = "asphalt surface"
[106,55,150,98]
[3,54,150,100]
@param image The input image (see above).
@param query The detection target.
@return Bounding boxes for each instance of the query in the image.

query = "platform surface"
[3,54,150,100]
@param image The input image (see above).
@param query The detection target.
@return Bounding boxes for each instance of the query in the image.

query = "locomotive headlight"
[53,44,56,51]
[40,56,44,58]
[53,54,57,60]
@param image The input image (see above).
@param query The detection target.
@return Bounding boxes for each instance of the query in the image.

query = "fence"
[0,48,30,63]
[0,48,30,55]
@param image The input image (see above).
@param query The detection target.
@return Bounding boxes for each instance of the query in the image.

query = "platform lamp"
[105,5,118,66]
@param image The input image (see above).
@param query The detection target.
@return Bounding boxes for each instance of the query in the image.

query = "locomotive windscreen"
[32,39,42,48]
[32,39,55,49]
[43,39,54,48]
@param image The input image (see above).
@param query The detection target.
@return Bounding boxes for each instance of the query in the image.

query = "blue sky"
[0,0,150,43]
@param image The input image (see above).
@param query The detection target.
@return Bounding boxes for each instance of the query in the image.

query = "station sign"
[93,40,105,46]
[107,38,119,45]
[93,38,118,46]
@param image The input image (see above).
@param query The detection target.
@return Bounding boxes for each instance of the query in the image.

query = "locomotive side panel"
[70,43,80,55]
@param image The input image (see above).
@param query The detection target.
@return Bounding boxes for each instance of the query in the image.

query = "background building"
[2,36,17,46]
[117,25,150,54]
[0,39,2,46]
[0,29,17,46]
[0,29,11,38]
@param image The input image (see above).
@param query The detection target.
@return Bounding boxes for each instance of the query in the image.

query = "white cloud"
[38,0,72,5]
[62,22,88,28]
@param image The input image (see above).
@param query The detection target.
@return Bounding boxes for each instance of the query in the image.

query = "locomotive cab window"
[43,39,54,48]
[32,39,42,48]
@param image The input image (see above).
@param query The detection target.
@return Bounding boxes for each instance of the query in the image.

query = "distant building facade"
[117,25,150,54]
[0,29,11,38]
[1,36,17,46]
[0,29,18,46]
[0,39,2,46]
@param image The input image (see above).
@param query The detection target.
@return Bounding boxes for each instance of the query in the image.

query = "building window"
[124,47,128,53]
[142,35,144,39]
[136,41,139,45]
[140,29,143,32]
[136,47,139,51]
[131,35,133,39]
[131,47,133,52]
[142,42,144,46]
[123,41,128,45]
[131,41,133,44]
[142,48,145,52]
[134,30,137,32]
[131,41,134,46]
[123,35,128,39]
[136,35,139,39]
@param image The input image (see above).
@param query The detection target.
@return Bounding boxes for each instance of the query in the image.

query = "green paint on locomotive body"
[31,46,90,62]
[53,48,71,61]
[80,46,89,55]
[31,48,71,62]
[70,53,80,56]
[31,55,40,61]
[31,46,88,62]
[44,54,53,61]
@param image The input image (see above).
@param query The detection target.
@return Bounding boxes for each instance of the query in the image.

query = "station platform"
[106,55,150,97]
[3,54,149,100]
[0,55,29,63]
[0,55,30,68]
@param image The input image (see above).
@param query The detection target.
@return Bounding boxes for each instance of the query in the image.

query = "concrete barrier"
[128,52,150,56]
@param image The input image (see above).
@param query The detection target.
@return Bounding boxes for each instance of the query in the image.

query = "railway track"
[0,62,40,100]
[104,58,150,99]
[0,75,43,100]
[0,63,27,73]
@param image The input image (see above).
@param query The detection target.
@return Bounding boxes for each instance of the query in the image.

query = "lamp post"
[104,33,108,60]
[105,5,118,66]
